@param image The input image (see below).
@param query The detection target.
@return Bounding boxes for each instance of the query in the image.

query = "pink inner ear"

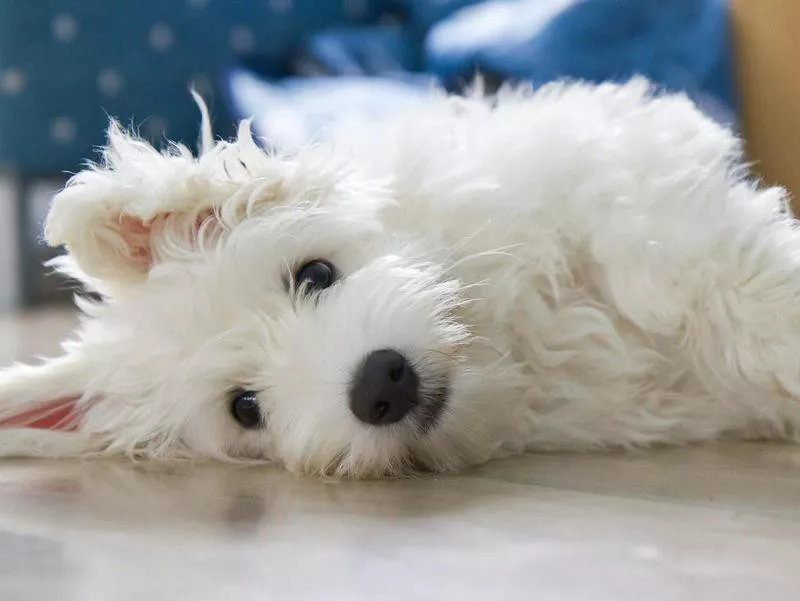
[116,209,217,272]
[0,397,83,432]
[118,215,155,271]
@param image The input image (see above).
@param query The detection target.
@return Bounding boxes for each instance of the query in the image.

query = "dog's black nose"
[349,350,418,425]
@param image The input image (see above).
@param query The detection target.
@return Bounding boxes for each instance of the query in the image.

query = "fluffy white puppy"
[1,80,799,478]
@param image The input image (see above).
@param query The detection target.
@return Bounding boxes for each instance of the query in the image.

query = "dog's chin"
[309,385,452,480]
[372,383,451,478]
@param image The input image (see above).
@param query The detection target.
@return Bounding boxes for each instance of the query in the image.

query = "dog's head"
[0,100,523,477]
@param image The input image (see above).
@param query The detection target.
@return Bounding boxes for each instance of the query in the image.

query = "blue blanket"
[226,0,737,150]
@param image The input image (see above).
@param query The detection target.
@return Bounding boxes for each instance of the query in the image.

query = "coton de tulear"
[1,80,799,478]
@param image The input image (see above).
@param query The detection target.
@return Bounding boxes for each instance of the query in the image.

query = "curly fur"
[1,78,799,478]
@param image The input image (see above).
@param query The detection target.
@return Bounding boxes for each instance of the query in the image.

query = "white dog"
[1,79,799,478]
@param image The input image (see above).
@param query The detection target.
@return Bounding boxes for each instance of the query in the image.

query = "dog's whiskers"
[422,347,467,365]
[317,448,349,479]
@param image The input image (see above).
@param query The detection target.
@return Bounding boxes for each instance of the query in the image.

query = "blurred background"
[0,0,790,311]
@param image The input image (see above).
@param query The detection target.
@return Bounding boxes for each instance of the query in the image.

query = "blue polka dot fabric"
[0,0,385,174]
[0,0,738,174]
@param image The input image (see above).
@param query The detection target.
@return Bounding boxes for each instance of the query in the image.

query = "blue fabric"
[295,24,421,76]
[389,0,486,34]
[1,0,739,172]
[426,0,737,125]
[224,68,434,151]
[0,0,387,174]
[224,0,738,151]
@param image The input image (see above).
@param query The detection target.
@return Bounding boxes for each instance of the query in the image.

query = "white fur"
[2,78,800,478]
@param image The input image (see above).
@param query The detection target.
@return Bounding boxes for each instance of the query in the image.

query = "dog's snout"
[349,350,419,425]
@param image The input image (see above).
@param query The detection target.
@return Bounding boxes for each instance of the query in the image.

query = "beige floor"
[1,310,799,600]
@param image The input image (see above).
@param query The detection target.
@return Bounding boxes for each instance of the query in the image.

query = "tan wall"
[731,0,800,212]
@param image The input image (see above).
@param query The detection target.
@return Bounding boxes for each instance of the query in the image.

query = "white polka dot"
[97,69,124,97]
[268,0,293,14]
[187,0,210,8]
[51,14,79,43]
[189,74,213,97]
[144,116,169,140]
[51,117,77,143]
[229,26,255,54]
[344,0,368,18]
[149,23,175,52]
[1,68,25,95]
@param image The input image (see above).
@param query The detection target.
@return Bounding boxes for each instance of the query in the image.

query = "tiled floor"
[1,309,799,600]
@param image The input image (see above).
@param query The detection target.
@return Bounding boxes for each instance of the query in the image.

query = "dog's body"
[2,79,800,477]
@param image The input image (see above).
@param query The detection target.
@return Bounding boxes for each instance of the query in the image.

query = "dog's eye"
[230,390,262,429]
[295,260,335,293]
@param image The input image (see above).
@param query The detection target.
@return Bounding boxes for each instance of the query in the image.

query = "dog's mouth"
[313,378,451,479]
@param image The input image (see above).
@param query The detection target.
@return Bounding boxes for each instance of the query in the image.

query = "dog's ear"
[44,95,284,295]
[0,355,101,458]
[44,119,224,292]
[44,95,277,293]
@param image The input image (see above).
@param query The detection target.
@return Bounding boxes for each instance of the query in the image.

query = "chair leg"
[15,176,35,308]
[0,173,22,310]
[15,177,72,308]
